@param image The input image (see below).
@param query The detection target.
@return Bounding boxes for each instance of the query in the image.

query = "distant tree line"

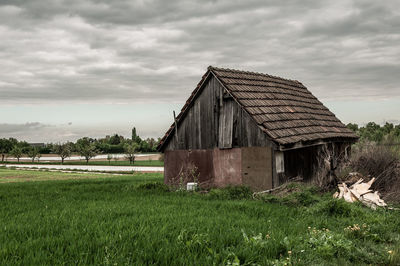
[347,122,400,143]
[0,127,161,164]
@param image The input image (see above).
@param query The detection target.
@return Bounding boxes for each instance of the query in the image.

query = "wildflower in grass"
[307,226,353,258]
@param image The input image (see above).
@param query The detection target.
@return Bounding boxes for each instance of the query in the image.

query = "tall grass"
[0,169,399,264]
[348,142,400,202]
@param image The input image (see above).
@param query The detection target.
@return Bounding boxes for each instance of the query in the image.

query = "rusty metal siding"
[164,147,276,189]
[241,147,273,191]
[212,148,242,187]
[164,148,242,188]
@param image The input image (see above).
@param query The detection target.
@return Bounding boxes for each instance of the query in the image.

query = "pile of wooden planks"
[333,173,387,210]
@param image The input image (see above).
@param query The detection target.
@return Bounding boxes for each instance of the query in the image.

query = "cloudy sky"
[1,0,399,143]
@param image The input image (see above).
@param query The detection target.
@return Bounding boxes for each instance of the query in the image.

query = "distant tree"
[131,127,142,144]
[9,146,23,162]
[394,125,400,137]
[382,122,394,135]
[53,143,72,164]
[38,145,52,154]
[144,138,157,152]
[36,153,42,163]
[346,123,359,132]
[107,154,113,165]
[109,134,123,145]
[140,141,150,152]
[76,138,97,164]
[124,143,138,165]
[0,138,13,162]
[18,141,31,154]
[27,147,40,163]
[362,122,383,142]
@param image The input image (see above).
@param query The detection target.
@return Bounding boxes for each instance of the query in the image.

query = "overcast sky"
[1,0,399,143]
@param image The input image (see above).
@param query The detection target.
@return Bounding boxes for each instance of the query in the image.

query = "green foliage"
[124,143,139,164]
[38,145,52,154]
[1,130,160,156]
[52,143,72,164]
[76,137,97,164]
[9,146,23,162]
[346,123,359,132]
[131,127,141,143]
[347,122,400,143]
[26,147,40,162]
[0,138,13,161]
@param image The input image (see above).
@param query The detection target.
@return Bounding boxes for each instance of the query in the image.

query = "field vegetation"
[0,127,160,164]
[347,122,400,144]
[0,168,399,265]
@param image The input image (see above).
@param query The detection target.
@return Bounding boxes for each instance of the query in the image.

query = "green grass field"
[2,159,164,167]
[0,168,133,183]
[0,168,399,265]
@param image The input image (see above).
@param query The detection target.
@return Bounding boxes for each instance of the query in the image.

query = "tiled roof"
[158,66,358,150]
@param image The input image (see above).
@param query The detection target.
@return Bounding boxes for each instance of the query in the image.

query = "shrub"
[311,198,364,218]
[349,143,400,202]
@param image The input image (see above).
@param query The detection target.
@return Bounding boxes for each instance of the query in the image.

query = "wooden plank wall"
[165,75,276,150]
[218,98,234,149]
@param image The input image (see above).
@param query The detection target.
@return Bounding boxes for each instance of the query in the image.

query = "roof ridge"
[208,65,303,85]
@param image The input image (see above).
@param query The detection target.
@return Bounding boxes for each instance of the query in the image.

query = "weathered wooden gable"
[165,74,275,150]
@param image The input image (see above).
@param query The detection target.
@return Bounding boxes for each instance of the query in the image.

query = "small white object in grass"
[186,182,198,191]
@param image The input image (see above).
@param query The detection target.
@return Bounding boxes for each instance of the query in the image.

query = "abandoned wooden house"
[157,66,358,190]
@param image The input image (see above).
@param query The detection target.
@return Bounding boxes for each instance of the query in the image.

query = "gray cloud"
[0,122,50,134]
[0,121,161,143]
[0,0,399,105]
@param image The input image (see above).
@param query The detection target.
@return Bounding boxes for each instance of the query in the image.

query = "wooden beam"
[279,140,329,151]
[173,111,179,146]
